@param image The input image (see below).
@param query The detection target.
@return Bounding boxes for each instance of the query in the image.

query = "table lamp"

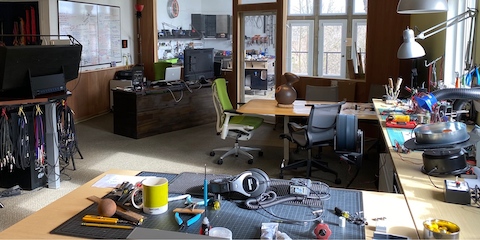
[397,0,447,14]
[135,4,144,65]
[397,9,477,59]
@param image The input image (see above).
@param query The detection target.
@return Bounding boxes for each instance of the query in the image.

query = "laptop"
[163,66,182,82]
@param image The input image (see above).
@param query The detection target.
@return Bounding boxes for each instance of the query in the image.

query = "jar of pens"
[384,77,402,105]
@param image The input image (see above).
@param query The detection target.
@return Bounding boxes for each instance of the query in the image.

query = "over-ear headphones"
[209,168,270,199]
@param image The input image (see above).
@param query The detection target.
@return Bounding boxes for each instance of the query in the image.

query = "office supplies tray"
[51,171,365,239]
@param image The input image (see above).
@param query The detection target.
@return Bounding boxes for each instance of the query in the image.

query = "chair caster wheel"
[258,151,263,157]
[248,159,253,164]
[334,178,341,184]
[210,151,215,156]
[279,173,284,179]
[217,159,223,165]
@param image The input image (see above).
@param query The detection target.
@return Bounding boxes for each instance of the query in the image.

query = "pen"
[81,222,134,230]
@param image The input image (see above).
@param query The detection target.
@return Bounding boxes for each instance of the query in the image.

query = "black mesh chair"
[280,102,344,183]
[280,101,364,186]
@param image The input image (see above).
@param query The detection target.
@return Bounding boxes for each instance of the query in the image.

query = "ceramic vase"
[275,72,299,107]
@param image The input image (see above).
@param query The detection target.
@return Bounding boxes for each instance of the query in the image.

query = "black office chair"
[280,102,364,186]
[280,102,344,183]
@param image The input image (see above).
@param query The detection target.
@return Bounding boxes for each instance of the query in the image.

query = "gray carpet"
[0,113,378,232]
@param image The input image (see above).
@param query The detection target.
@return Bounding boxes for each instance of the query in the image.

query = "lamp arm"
[416,8,477,40]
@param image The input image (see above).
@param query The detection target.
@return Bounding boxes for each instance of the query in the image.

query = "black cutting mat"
[50,172,177,239]
[51,172,364,239]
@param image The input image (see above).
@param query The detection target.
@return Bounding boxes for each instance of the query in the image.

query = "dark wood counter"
[113,83,216,139]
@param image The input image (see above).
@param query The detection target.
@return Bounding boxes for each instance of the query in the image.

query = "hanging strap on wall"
[56,100,77,168]
[16,106,30,170]
[34,105,45,177]
[0,108,14,172]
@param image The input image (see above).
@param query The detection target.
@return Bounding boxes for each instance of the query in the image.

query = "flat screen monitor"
[0,44,82,98]
[183,48,214,82]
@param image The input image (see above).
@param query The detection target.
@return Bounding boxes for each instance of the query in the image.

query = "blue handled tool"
[175,212,202,230]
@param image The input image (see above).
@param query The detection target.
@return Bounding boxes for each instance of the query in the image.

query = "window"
[320,0,346,15]
[444,0,476,87]
[319,20,346,77]
[352,19,367,74]
[353,0,368,14]
[287,20,314,75]
[287,0,367,78]
[288,0,314,15]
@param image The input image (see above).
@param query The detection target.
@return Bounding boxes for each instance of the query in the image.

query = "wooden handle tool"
[87,195,145,225]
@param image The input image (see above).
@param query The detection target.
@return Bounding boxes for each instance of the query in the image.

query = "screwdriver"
[82,215,131,224]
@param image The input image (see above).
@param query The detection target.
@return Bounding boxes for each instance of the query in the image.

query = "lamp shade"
[135,4,144,12]
[397,0,448,14]
[397,28,426,59]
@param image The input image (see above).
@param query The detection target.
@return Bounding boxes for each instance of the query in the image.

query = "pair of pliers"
[175,212,202,230]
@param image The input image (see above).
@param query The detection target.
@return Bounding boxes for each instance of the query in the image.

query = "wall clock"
[167,0,179,18]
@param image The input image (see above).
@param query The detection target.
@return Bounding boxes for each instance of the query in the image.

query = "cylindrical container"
[130,177,169,215]
[209,227,232,240]
[423,219,460,239]
[339,217,346,228]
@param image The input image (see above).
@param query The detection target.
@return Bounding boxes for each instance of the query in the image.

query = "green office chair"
[210,78,264,165]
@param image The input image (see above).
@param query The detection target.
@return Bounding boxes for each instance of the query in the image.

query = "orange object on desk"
[386,120,417,129]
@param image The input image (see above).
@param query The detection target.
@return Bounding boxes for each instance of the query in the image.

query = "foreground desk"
[0,169,418,239]
[373,99,480,239]
[237,99,377,161]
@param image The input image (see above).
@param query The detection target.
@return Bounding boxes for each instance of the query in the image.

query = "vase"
[275,72,299,107]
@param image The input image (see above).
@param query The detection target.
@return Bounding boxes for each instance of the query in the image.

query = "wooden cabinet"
[113,85,216,139]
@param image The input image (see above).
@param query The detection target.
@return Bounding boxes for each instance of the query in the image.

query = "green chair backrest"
[154,61,172,80]
[214,78,233,111]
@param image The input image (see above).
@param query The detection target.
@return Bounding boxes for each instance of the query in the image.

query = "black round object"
[422,148,468,176]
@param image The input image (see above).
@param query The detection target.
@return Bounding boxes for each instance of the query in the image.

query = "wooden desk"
[113,84,215,139]
[237,99,377,161]
[0,169,418,239]
[373,99,480,239]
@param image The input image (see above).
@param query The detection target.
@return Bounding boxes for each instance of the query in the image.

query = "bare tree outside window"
[289,0,314,15]
[322,24,342,75]
[291,25,310,74]
[321,0,346,14]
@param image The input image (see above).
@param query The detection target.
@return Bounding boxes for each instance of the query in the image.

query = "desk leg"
[45,103,60,189]
[283,116,289,162]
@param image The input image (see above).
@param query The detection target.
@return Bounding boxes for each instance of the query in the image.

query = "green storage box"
[154,61,172,80]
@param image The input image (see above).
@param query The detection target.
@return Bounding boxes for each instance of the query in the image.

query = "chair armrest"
[288,122,307,132]
[224,109,240,114]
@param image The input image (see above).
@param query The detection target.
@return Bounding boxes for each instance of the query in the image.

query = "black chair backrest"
[306,101,345,147]
[305,85,339,101]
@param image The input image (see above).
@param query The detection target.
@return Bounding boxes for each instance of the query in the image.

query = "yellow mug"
[131,177,168,215]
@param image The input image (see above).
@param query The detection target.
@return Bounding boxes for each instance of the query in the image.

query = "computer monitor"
[183,48,214,83]
[0,44,82,98]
